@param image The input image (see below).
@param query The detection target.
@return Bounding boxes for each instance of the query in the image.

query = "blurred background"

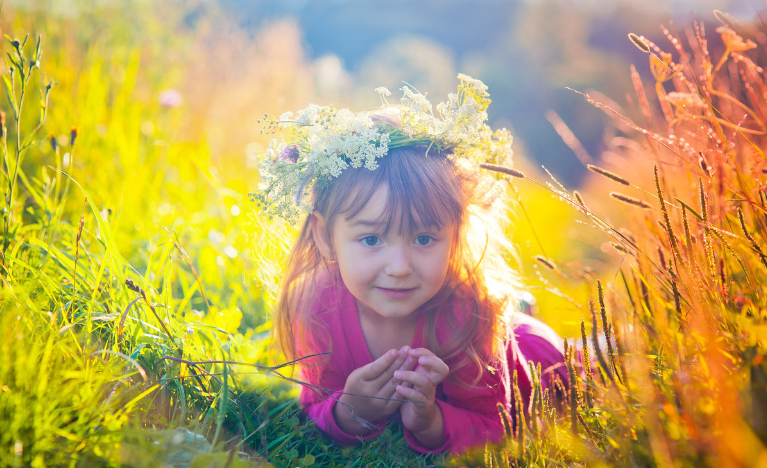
[6,0,765,335]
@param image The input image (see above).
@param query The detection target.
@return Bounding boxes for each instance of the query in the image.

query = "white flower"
[295,104,324,125]
[255,73,515,224]
[457,73,488,94]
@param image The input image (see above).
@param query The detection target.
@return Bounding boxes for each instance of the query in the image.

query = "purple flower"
[158,89,183,108]
[280,145,300,163]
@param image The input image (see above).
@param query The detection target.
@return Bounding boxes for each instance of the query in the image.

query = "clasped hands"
[334,346,449,443]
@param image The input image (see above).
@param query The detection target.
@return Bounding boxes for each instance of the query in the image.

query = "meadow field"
[1,1,766,466]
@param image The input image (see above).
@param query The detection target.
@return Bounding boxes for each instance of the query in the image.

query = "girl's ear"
[310,212,334,260]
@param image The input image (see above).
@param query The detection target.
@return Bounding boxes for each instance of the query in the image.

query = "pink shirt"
[296,271,543,455]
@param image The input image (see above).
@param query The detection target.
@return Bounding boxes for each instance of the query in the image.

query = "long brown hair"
[273,143,519,385]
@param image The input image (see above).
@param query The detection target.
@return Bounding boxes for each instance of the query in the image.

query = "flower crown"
[253,74,514,223]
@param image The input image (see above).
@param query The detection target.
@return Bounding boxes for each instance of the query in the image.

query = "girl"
[258,76,567,454]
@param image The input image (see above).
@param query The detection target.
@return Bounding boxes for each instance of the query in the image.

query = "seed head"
[70,127,78,147]
[479,163,525,179]
[699,153,711,177]
[618,228,636,244]
[574,190,586,208]
[125,279,144,295]
[49,133,57,152]
[535,255,556,270]
[588,164,630,185]
[714,10,736,29]
[628,33,651,53]
[610,192,652,209]
[611,242,628,253]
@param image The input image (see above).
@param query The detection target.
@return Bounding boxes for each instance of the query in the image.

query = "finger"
[398,355,416,372]
[368,346,411,388]
[382,346,411,377]
[392,355,417,389]
[360,349,399,380]
[394,370,432,391]
[395,384,427,403]
[416,356,450,382]
[408,347,436,359]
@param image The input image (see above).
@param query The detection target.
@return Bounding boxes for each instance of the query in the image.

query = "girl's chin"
[359,299,422,321]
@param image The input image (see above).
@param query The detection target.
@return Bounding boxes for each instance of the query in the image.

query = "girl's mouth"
[376,287,416,299]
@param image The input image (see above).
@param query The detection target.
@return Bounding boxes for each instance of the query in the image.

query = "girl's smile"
[313,183,455,323]
[376,287,417,299]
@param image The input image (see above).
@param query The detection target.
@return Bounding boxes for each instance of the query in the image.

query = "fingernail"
[394,371,402,378]
[403,346,410,353]
[389,350,397,357]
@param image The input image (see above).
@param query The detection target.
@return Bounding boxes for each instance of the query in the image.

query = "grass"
[2,2,767,467]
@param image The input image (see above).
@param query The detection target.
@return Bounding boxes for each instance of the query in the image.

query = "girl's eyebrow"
[348,218,383,227]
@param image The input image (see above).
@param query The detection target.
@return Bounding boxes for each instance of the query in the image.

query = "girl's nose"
[384,246,413,277]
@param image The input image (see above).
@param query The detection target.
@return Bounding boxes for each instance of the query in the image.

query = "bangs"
[333,147,463,236]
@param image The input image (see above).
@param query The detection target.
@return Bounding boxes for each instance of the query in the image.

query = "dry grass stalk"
[611,242,628,254]
[699,179,716,277]
[565,341,580,435]
[588,164,630,186]
[512,370,526,458]
[668,266,683,324]
[628,33,650,53]
[535,255,556,270]
[597,281,616,380]
[698,153,711,177]
[69,197,87,320]
[573,190,586,209]
[631,64,654,137]
[655,166,684,266]
[546,110,593,165]
[682,205,693,259]
[610,192,652,209]
[580,319,594,408]
[479,163,525,179]
[738,207,767,267]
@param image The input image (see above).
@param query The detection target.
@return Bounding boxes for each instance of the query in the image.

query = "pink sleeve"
[296,279,387,445]
[300,386,387,446]
[403,357,510,454]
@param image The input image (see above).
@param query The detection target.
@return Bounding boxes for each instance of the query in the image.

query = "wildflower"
[256,74,515,223]
[280,145,300,163]
[666,92,705,110]
[158,89,183,108]
[717,26,756,53]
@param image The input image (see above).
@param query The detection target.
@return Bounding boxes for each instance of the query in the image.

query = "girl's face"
[315,184,455,323]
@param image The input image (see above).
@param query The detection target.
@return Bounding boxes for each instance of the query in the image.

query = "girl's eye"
[415,235,433,246]
[361,236,381,247]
